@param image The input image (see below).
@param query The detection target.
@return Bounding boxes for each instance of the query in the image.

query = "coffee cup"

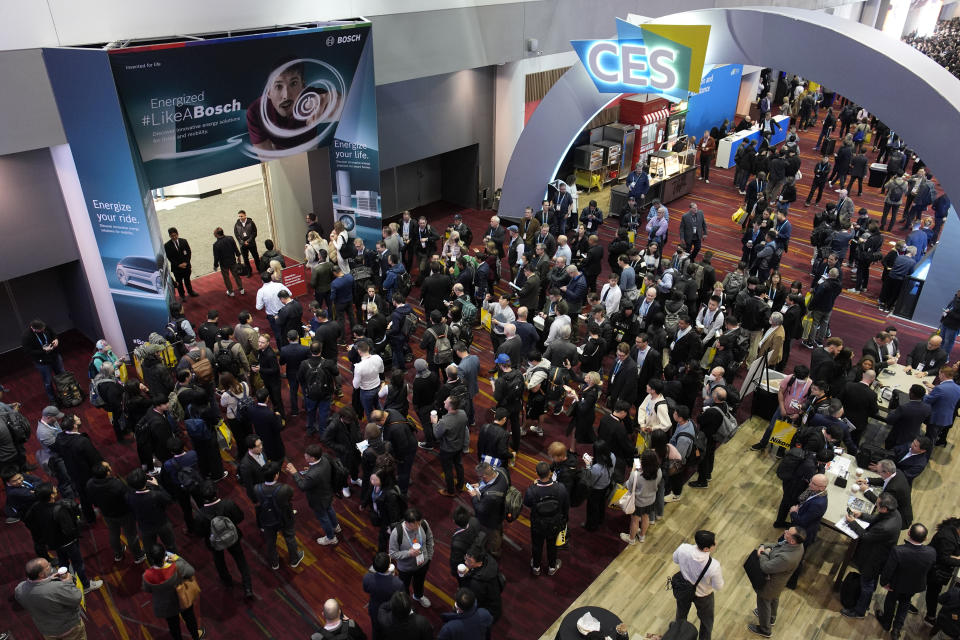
[855,468,864,477]
[851,483,860,494]
[457,563,468,577]
[411,542,421,551]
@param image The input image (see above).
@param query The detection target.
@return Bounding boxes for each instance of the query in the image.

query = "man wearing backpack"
[665,406,703,504]
[161,437,200,533]
[467,462,508,557]
[421,310,454,378]
[214,328,250,382]
[690,387,732,489]
[196,482,253,598]
[286,444,341,546]
[166,302,196,358]
[524,461,569,577]
[254,461,303,570]
[298,342,339,436]
[492,355,525,455]
[433,396,469,497]
[388,293,415,370]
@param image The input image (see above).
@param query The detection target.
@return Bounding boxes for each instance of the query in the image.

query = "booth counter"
[715,115,790,168]
[610,149,696,214]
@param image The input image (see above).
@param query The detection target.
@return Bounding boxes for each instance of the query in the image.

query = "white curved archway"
[499,7,960,326]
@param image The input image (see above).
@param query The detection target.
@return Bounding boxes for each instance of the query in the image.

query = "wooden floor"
[539,417,960,640]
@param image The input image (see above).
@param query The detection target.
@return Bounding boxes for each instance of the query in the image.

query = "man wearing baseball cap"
[36,407,76,499]
[492,355,525,454]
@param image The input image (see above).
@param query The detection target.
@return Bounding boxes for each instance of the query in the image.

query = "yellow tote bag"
[300,335,312,347]
[608,483,628,508]
[627,230,636,244]
[635,432,647,454]
[555,525,568,547]
[801,313,814,341]
[770,420,797,449]
[480,308,493,331]
[732,207,747,224]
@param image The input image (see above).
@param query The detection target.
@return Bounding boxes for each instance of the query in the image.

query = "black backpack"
[170,457,204,493]
[305,361,334,401]
[255,484,283,529]
[531,490,564,534]
[887,181,905,202]
[397,271,412,296]
[676,430,707,465]
[402,311,418,337]
[499,370,524,407]
[214,342,241,376]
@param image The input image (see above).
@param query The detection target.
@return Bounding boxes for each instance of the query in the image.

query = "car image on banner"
[115,254,169,294]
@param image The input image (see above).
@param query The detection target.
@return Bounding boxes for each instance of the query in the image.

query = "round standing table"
[554,606,624,640]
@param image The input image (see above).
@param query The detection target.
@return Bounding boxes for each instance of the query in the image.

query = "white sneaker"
[335,524,342,534]
[351,478,363,486]
[637,535,646,543]
[227,291,235,297]
[239,288,246,295]
[619,532,636,545]
[317,536,339,546]
[705,179,710,184]
[84,579,103,593]
[665,493,682,503]
[530,425,544,436]
[342,486,351,498]
[413,595,431,608]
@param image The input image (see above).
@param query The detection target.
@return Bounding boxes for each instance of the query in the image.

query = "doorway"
[380,144,479,217]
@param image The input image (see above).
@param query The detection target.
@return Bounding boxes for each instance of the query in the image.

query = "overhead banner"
[109,22,383,247]
[573,19,710,100]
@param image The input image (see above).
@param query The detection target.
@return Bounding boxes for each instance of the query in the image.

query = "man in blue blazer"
[785,473,828,589]
[891,437,931,484]
[923,365,960,446]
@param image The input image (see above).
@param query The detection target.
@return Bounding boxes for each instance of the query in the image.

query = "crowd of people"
[3,97,960,640]
[905,19,960,78]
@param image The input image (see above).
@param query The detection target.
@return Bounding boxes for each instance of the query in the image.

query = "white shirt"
[353,354,384,391]
[545,314,571,347]
[600,283,622,318]
[696,306,724,338]
[256,281,292,316]
[673,543,724,597]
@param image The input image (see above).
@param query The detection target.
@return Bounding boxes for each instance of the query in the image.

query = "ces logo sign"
[572,20,710,99]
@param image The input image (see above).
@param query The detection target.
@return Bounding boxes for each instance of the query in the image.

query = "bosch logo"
[326,36,335,46]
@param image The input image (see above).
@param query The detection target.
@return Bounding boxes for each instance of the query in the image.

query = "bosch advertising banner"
[43,21,382,352]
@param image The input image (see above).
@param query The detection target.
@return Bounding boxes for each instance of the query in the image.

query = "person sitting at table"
[891,436,932,485]
[884,384,932,450]
[858,460,913,530]
[904,334,948,376]
[808,399,858,454]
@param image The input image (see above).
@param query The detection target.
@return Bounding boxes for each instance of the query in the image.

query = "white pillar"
[49,144,127,357]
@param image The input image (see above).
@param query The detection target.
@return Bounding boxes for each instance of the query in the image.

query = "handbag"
[770,419,797,449]
[175,567,201,610]
[480,308,493,331]
[555,524,568,547]
[732,206,747,224]
[670,556,713,600]
[615,470,637,514]
[216,420,235,452]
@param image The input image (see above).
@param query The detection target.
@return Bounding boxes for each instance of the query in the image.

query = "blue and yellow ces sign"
[573,19,710,100]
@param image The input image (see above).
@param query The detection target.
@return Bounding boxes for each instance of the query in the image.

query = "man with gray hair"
[841,492,902,620]
[806,267,842,348]
[495,324,524,377]
[15,556,88,640]
[561,264,587,320]
[757,312,786,366]
[858,458,913,529]
[312,598,365,640]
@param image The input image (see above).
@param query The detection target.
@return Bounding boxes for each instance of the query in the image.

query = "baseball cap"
[42,406,64,419]
[494,354,511,365]
[96,339,108,350]
[508,225,519,232]
[453,213,463,220]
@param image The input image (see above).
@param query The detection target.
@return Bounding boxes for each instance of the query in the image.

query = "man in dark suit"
[579,200,603,234]
[412,216,440,286]
[212,226,244,296]
[669,315,702,367]
[905,334,949,374]
[234,210,260,275]
[582,235,604,293]
[483,216,507,260]
[809,337,842,383]
[516,264,540,311]
[247,388,285,463]
[607,343,638,409]
[420,262,453,319]
[276,291,304,345]
[841,492,903,619]
[236,436,267,503]
[496,325,526,375]
[884,384,932,449]
[54,416,104,523]
[875,523,937,638]
[778,294,804,371]
[860,459,913,529]
[862,332,896,372]
[632,333,662,402]
[838,371,879,445]
[597,401,635,482]
[286,444,340,545]
[362,552,404,640]
[679,203,708,260]
[164,228,198,299]
[891,437,931,485]
[784,473,828,589]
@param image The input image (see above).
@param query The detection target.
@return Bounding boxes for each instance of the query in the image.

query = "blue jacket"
[906,229,928,256]
[890,255,916,279]
[330,273,355,305]
[628,171,650,198]
[383,263,405,297]
[564,274,587,308]
[808,277,842,312]
[891,442,930,484]
[438,603,494,640]
[790,492,828,545]
[388,304,413,340]
[924,379,960,427]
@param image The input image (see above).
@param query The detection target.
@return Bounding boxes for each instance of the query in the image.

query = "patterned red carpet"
[0,120,951,640]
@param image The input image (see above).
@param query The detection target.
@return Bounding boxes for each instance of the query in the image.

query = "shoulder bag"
[670,556,713,600]
[174,561,201,610]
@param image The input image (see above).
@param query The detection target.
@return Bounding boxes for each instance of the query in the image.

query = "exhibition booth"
[42,20,383,353]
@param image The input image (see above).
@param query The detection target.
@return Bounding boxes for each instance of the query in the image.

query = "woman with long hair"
[442,230,463,264]
[565,372,601,453]
[620,449,662,545]
[141,544,204,640]
[365,461,406,552]
[767,271,787,310]
[583,439,615,531]
[648,428,672,524]
[218,372,252,460]
[305,231,327,269]
[926,516,960,625]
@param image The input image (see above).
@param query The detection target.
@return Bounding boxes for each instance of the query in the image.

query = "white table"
[715,115,790,168]
[822,452,879,536]
[876,363,935,409]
